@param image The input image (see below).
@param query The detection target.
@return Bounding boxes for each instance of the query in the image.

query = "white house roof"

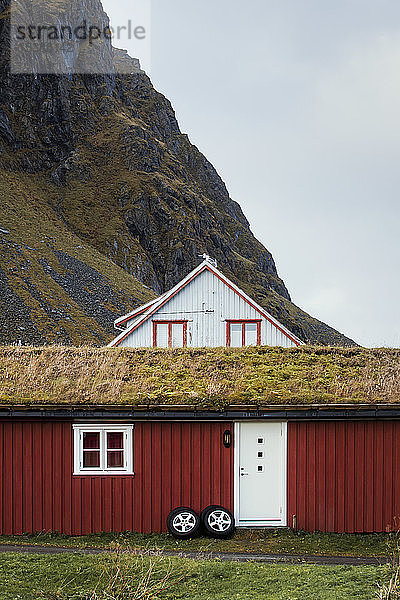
[108,258,303,348]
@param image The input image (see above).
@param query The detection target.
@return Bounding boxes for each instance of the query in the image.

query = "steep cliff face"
[0,0,355,345]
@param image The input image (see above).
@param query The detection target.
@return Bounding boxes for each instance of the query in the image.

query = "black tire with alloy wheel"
[201,505,235,538]
[166,507,201,539]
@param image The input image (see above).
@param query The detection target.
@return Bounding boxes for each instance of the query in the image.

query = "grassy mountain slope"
[0,0,355,345]
[0,172,155,344]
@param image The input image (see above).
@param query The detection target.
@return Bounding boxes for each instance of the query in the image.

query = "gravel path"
[0,544,391,566]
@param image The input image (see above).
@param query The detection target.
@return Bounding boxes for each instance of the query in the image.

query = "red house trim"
[112,267,208,347]
[153,321,188,348]
[116,304,156,327]
[111,263,301,347]
[210,269,299,345]
[226,320,262,347]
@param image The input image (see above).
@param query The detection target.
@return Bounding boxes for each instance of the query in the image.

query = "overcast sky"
[103,0,400,348]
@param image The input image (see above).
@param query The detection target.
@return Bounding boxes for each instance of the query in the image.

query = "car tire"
[201,505,235,538]
[167,507,201,539]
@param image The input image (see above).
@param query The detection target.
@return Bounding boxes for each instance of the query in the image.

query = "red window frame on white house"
[153,320,188,348]
[226,319,262,347]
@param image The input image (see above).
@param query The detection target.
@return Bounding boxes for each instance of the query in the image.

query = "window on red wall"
[153,321,188,348]
[73,425,134,475]
[226,320,261,347]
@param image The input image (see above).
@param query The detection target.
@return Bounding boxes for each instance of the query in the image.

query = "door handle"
[240,472,249,476]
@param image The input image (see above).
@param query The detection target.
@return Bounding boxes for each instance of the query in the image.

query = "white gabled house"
[108,256,303,349]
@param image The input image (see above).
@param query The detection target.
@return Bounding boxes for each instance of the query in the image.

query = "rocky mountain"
[0,0,355,346]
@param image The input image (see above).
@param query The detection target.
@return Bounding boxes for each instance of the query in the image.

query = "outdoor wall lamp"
[223,430,232,448]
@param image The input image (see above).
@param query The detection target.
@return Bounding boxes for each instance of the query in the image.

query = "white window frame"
[73,424,134,475]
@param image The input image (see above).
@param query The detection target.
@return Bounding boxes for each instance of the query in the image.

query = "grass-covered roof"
[0,346,399,409]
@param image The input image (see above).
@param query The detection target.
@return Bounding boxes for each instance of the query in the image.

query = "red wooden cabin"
[1,404,400,535]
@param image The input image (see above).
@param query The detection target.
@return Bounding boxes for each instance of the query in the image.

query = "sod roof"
[0,346,399,410]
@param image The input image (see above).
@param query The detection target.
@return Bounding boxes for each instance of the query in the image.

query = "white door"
[236,422,287,527]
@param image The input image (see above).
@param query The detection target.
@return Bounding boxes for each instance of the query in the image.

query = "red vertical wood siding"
[0,421,233,535]
[288,421,400,533]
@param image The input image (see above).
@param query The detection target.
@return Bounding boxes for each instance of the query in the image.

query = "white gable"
[109,261,302,349]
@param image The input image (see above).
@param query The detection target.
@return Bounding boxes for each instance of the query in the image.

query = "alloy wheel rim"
[173,512,196,533]
[207,510,232,532]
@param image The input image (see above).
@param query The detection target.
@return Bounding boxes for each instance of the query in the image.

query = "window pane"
[107,451,124,468]
[156,323,168,347]
[171,323,184,348]
[230,323,242,347]
[83,451,100,467]
[107,432,123,449]
[245,323,258,346]
[83,432,100,449]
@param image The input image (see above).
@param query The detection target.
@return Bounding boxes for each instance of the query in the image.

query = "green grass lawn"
[0,551,387,600]
[0,529,395,558]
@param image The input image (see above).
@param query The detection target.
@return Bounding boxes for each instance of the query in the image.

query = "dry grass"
[82,545,183,600]
[0,345,399,408]
[377,531,400,599]
[379,569,400,600]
